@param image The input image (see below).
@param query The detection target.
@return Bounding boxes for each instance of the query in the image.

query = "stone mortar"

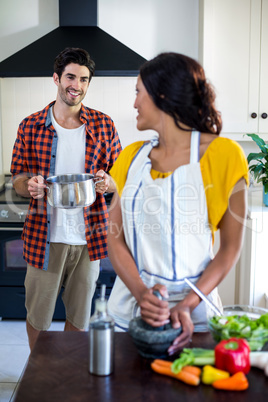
[128,316,182,359]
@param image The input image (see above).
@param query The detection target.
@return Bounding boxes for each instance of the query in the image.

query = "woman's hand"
[139,285,170,327]
[167,304,194,355]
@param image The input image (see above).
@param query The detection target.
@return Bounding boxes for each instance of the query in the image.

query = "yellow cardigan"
[109,136,249,236]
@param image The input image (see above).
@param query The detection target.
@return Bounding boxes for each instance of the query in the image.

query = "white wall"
[0,0,59,62]
[98,0,199,60]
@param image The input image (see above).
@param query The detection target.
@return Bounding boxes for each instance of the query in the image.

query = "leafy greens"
[209,312,268,351]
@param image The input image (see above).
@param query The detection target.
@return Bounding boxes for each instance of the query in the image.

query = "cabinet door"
[200,0,261,134]
[259,0,268,133]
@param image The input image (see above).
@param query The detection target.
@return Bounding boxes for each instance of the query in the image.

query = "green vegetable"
[171,348,215,374]
[209,312,268,351]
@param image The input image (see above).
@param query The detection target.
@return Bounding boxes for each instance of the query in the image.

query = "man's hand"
[28,176,46,199]
[95,170,116,194]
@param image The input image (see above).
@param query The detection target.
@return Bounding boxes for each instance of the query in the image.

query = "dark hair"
[139,52,222,134]
[54,47,95,81]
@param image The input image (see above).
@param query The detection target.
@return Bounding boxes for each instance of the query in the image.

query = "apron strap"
[190,131,200,163]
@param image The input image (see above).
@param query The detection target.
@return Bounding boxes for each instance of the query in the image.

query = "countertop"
[14,331,268,402]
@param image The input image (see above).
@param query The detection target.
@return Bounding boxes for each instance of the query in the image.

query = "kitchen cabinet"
[237,188,268,308]
[199,0,268,138]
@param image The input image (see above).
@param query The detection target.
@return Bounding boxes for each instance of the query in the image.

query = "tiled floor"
[0,319,65,402]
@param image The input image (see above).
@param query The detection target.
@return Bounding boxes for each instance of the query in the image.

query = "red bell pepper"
[214,338,250,374]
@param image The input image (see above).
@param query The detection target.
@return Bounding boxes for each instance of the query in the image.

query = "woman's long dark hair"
[139,52,222,134]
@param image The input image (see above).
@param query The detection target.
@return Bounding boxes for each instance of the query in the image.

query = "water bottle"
[89,284,115,376]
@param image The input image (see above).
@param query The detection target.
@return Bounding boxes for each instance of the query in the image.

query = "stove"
[0,186,29,226]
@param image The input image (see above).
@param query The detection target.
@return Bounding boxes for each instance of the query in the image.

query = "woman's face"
[134,76,160,131]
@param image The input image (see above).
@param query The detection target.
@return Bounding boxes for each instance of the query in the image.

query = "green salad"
[208,312,268,351]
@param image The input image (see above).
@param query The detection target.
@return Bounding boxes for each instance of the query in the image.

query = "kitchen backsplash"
[0,76,155,174]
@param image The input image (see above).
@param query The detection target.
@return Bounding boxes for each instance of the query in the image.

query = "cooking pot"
[46,173,103,209]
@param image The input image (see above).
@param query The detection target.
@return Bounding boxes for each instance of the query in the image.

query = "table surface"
[14,331,268,402]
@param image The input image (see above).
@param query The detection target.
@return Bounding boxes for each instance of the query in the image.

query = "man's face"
[53,63,90,107]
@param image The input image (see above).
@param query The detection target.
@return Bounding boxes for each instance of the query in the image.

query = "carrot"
[153,359,173,368]
[212,371,249,391]
[153,359,202,377]
[181,365,202,377]
[151,361,200,386]
[152,359,201,377]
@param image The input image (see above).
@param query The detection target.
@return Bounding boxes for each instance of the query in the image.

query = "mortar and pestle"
[128,290,182,359]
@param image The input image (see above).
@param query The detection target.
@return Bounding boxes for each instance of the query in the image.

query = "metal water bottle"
[89,284,115,376]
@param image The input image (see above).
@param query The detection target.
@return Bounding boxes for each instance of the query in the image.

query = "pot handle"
[93,176,104,186]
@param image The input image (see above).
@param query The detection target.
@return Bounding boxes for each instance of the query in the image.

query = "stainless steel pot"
[46,173,103,209]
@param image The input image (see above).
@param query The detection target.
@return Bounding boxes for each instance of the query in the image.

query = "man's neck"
[52,101,83,129]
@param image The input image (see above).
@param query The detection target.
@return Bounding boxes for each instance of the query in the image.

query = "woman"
[107,53,248,354]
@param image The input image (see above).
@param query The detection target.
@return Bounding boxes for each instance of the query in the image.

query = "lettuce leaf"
[209,312,268,351]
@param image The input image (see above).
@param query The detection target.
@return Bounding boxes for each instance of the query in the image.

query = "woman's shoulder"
[122,140,147,155]
[115,140,147,165]
[109,141,147,194]
[201,136,249,232]
[203,136,247,160]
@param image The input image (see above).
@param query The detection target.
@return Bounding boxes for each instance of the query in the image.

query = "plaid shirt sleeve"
[108,122,122,171]
[10,122,29,177]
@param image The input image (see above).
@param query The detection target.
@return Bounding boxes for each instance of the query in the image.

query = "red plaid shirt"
[11,102,122,269]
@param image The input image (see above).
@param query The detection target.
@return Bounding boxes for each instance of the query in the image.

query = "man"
[10,47,122,351]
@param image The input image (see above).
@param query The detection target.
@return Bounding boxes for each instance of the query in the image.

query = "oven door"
[0,226,67,320]
[0,228,26,286]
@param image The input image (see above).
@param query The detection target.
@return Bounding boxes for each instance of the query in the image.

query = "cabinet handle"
[251,112,257,119]
[261,113,268,119]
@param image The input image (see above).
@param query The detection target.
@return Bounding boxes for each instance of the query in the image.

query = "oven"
[0,177,116,319]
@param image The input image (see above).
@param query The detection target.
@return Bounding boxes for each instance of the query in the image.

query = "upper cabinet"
[199,0,268,139]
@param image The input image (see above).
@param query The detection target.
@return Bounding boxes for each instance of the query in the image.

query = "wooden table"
[14,331,268,402]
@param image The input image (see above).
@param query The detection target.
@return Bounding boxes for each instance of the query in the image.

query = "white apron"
[108,131,222,331]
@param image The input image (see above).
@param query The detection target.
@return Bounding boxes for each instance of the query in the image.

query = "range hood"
[0,0,146,77]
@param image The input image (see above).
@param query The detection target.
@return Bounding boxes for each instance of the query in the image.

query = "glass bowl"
[208,304,268,351]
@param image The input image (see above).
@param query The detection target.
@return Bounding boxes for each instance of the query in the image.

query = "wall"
[98,0,199,60]
[0,0,59,62]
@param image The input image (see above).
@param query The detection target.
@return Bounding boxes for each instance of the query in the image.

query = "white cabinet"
[237,189,268,308]
[200,0,268,138]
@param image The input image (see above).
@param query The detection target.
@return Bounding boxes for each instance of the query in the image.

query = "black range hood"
[0,0,146,77]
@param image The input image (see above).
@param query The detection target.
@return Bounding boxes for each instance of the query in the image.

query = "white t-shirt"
[49,112,87,245]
